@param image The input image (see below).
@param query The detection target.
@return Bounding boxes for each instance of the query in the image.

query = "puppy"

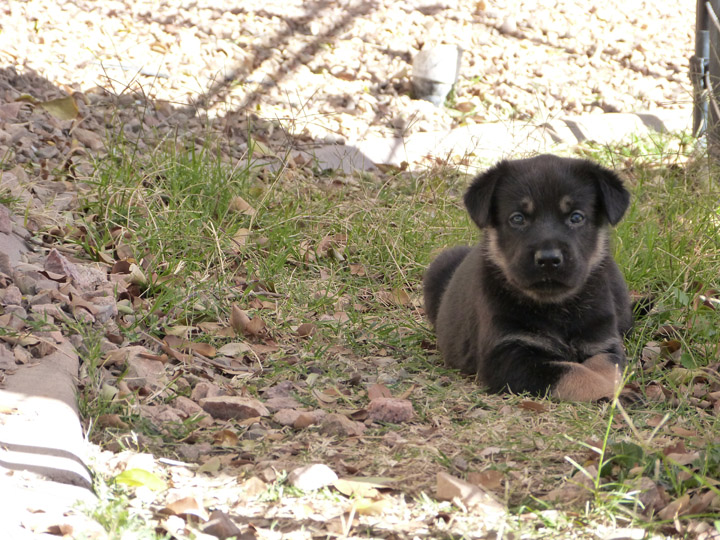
[423,155,633,401]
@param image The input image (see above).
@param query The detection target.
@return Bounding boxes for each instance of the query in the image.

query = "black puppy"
[423,155,633,401]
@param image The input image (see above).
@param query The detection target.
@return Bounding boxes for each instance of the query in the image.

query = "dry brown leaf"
[333,478,387,498]
[468,470,504,491]
[212,429,239,447]
[230,304,249,335]
[316,233,348,259]
[230,305,266,337]
[375,289,406,306]
[518,400,548,413]
[188,342,217,358]
[217,342,251,357]
[40,96,79,120]
[241,476,267,496]
[163,496,209,520]
[349,263,367,276]
[229,196,256,216]
[671,426,698,438]
[296,322,316,337]
[96,413,129,429]
[232,228,251,249]
[313,388,339,404]
[657,493,691,520]
[436,472,506,519]
[665,451,700,466]
[293,412,317,429]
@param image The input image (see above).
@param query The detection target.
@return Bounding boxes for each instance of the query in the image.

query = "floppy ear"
[581,161,630,226]
[464,161,507,229]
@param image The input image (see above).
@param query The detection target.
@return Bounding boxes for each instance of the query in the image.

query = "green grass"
[70,129,720,538]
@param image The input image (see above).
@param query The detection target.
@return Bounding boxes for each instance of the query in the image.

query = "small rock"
[499,16,517,34]
[30,303,67,321]
[293,411,318,429]
[176,442,213,462]
[202,510,243,539]
[243,427,267,440]
[2,285,22,305]
[367,397,414,423]
[140,404,184,424]
[173,396,213,427]
[14,274,37,295]
[199,396,269,420]
[191,381,227,400]
[44,249,106,292]
[262,380,295,398]
[264,396,301,412]
[319,413,366,437]
[287,463,338,491]
[273,408,301,426]
[0,204,12,234]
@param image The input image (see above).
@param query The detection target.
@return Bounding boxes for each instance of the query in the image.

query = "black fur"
[423,154,633,401]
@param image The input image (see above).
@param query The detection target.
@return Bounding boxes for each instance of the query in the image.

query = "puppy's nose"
[534,248,563,268]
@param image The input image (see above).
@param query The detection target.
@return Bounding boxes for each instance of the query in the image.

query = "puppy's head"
[464,155,629,303]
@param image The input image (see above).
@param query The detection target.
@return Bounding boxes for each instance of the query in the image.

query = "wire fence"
[693,0,720,158]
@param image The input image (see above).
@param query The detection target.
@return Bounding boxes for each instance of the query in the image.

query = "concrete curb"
[300,109,692,172]
[0,220,96,536]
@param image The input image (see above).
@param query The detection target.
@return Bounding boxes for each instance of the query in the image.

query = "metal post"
[692,0,709,136]
[707,0,720,161]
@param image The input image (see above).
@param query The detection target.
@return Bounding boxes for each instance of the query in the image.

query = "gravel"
[0,0,695,149]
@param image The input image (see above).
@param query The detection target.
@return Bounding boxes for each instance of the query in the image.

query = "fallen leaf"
[188,342,217,357]
[232,228,251,249]
[212,429,239,447]
[230,305,265,336]
[436,472,506,520]
[519,400,548,413]
[288,463,338,491]
[40,96,79,120]
[164,496,209,520]
[197,456,222,474]
[657,493,691,520]
[96,414,129,430]
[229,196,256,216]
[333,478,391,498]
[114,469,167,491]
[349,264,366,276]
[217,342,252,356]
[468,470,504,491]
[351,497,394,515]
[296,322,316,337]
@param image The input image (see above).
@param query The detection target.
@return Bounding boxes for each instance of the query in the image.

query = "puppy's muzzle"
[534,248,563,269]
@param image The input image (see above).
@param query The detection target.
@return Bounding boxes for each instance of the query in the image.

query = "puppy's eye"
[568,211,585,225]
[508,212,526,227]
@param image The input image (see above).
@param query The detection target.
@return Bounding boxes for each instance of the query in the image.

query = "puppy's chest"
[495,306,615,363]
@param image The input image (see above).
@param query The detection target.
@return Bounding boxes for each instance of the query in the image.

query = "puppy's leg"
[550,354,622,401]
[484,344,624,402]
[423,246,471,326]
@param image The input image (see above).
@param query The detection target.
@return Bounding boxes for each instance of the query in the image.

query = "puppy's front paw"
[618,387,645,407]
